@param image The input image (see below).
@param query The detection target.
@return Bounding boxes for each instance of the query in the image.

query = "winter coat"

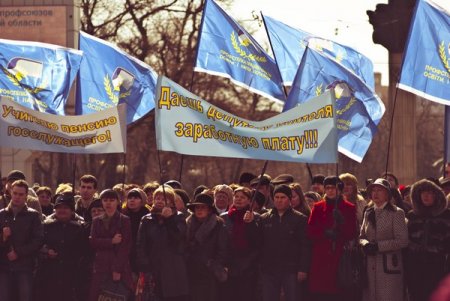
[257,207,311,274]
[186,213,229,301]
[360,202,408,301]
[89,212,133,301]
[122,206,149,273]
[307,197,357,294]
[34,217,87,301]
[406,179,450,301]
[136,211,189,298]
[0,204,43,272]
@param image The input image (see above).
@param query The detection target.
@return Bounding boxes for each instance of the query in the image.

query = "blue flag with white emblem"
[398,0,450,104]
[195,0,285,103]
[76,32,158,124]
[262,14,375,89]
[285,46,385,162]
[0,39,82,115]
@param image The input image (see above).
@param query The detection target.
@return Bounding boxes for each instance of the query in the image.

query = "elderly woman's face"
[371,186,389,205]
[342,181,354,196]
[214,192,229,210]
[420,191,435,207]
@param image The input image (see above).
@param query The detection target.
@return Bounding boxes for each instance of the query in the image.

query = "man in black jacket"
[245,184,312,301]
[0,179,43,301]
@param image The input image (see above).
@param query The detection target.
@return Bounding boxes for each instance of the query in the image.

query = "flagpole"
[261,12,314,183]
[444,105,450,178]
[384,84,400,177]
[121,152,126,201]
[71,154,76,195]
[249,160,269,210]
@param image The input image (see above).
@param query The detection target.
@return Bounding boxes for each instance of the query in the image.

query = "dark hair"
[381,172,398,186]
[79,174,98,189]
[11,179,29,193]
[36,186,52,197]
[99,189,120,201]
[234,186,252,200]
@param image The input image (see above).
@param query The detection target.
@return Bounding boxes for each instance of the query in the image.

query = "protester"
[186,192,229,301]
[360,178,408,301]
[246,184,311,301]
[221,186,260,301]
[304,191,322,209]
[121,188,150,276]
[310,174,325,196]
[0,179,44,301]
[307,176,357,301]
[406,179,450,301]
[239,172,257,188]
[75,175,98,220]
[136,185,189,300]
[34,194,86,301]
[214,184,234,215]
[289,182,311,217]
[251,189,268,215]
[36,186,54,217]
[0,170,42,217]
[250,174,273,208]
[143,181,159,207]
[339,173,367,225]
[89,189,133,301]
[174,188,191,218]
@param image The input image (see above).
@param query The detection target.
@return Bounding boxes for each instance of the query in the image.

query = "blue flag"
[262,14,375,89]
[285,46,385,162]
[398,0,450,104]
[76,32,158,124]
[0,39,82,115]
[195,0,285,103]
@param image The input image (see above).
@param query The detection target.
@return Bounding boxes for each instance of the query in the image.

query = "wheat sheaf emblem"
[438,41,450,75]
[1,66,47,95]
[315,84,323,96]
[103,74,131,105]
[230,31,267,63]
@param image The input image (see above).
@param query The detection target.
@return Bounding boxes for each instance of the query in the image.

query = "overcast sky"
[228,0,450,86]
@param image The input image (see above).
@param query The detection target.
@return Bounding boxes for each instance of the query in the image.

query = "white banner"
[0,96,126,153]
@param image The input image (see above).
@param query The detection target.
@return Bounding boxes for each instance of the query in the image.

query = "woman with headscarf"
[186,191,229,301]
[360,178,408,301]
[406,179,450,301]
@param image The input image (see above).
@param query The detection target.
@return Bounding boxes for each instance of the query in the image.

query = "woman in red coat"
[307,176,357,301]
[88,189,133,301]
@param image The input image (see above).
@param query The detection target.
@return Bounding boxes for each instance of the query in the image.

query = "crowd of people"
[0,168,449,301]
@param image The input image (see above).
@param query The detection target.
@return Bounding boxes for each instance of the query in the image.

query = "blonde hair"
[153,185,176,206]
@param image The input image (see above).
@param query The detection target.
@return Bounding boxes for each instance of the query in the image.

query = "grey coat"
[360,203,408,301]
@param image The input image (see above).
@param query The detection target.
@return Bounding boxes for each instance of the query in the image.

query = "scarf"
[186,213,218,244]
[228,205,249,252]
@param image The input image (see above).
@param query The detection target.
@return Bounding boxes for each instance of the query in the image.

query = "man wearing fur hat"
[405,179,450,301]
[245,184,311,301]
[307,176,357,301]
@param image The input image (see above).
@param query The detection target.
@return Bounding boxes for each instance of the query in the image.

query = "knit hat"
[87,198,102,213]
[54,194,75,211]
[273,184,292,199]
[311,174,325,185]
[127,188,147,202]
[214,184,233,202]
[323,176,344,191]
[271,174,295,185]
[7,170,26,182]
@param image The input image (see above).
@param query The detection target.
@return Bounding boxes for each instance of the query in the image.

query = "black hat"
[187,192,214,211]
[99,189,120,201]
[367,178,391,197]
[252,190,266,208]
[87,198,103,213]
[174,189,190,206]
[323,176,344,191]
[7,170,26,182]
[271,174,294,185]
[164,180,182,190]
[54,194,75,211]
[250,174,272,187]
[312,174,325,185]
[239,172,257,185]
[273,184,292,199]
